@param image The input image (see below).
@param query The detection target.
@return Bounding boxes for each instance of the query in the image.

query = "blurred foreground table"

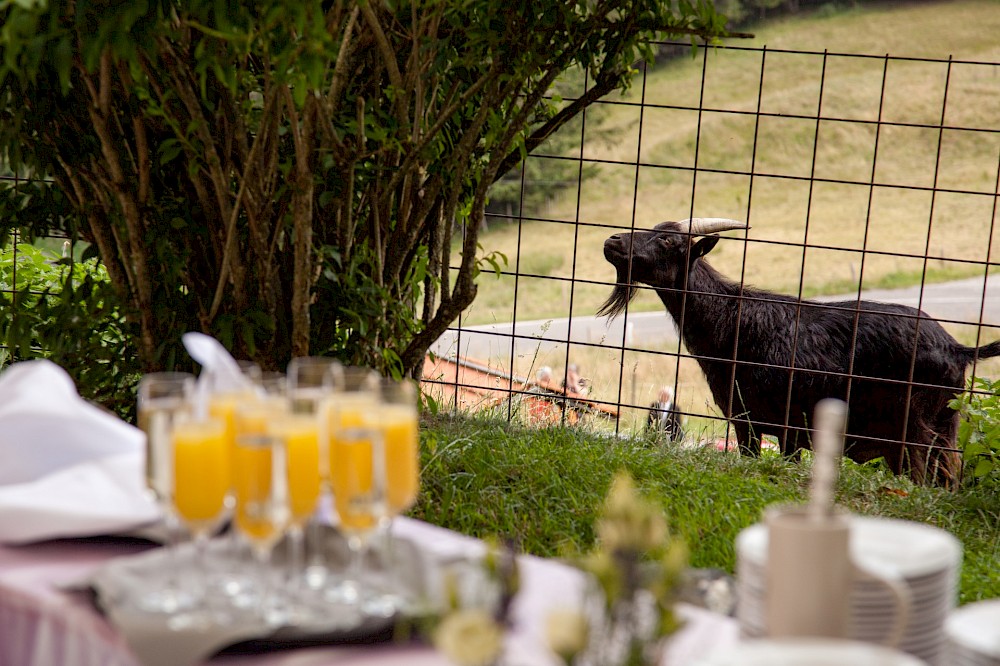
[0,518,738,666]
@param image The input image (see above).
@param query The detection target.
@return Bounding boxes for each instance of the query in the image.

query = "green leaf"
[291,79,307,108]
[973,458,994,478]
[158,139,182,165]
[53,36,73,94]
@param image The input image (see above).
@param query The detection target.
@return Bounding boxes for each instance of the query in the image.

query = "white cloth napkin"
[181,332,260,420]
[181,332,255,394]
[0,360,159,544]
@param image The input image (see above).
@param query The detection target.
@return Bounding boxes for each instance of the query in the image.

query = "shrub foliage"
[0,242,138,417]
[951,378,1000,487]
[0,0,734,378]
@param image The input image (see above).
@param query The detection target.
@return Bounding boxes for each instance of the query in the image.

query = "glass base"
[324,579,402,618]
[135,584,199,615]
[215,571,260,609]
[363,592,401,618]
[304,563,329,590]
[324,578,362,605]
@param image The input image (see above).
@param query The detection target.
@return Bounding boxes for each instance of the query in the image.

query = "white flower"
[598,472,668,553]
[545,608,589,661]
[433,608,504,666]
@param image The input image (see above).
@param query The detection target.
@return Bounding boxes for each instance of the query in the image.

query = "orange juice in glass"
[209,390,257,479]
[268,414,321,523]
[269,412,320,602]
[233,440,283,545]
[172,416,229,532]
[233,399,290,554]
[360,377,420,616]
[326,366,379,518]
[329,427,381,532]
[380,403,419,514]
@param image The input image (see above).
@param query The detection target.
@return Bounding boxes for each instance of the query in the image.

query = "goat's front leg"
[732,420,761,457]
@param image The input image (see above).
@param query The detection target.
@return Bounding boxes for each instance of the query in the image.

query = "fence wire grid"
[425,41,1000,475]
[3,41,1000,477]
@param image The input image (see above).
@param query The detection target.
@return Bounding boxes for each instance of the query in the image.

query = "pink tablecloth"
[0,518,739,666]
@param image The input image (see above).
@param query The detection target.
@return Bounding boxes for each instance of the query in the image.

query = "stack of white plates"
[945,599,1000,665]
[694,638,928,665]
[735,516,961,666]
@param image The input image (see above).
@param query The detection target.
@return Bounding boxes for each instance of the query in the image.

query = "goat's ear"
[691,235,720,260]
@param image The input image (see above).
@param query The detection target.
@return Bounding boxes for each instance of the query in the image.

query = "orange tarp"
[420,354,618,425]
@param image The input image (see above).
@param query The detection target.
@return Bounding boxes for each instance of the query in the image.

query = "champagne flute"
[286,356,341,590]
[380,378,420,517]
[233,397,292,626]
[325,366,383,609]
[371,377,420,615]
[287,357,339,412]
[170,413,229,624]
[206,361,261,599]
[327,422,386,610]
[267,411,321,595]
[256,370,289,395]
[136,372,197,614]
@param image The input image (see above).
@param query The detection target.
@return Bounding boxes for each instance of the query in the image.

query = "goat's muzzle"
[603,234,629,262]
[598,234,637,319]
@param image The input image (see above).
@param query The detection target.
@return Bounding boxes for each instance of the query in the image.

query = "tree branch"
[281,86,318,356]
[328,5,360,105]
[80,52,158,365]
[208,89,277,321]
[53,156,130,306]
[359,0,409,132]
[132,114,151,206]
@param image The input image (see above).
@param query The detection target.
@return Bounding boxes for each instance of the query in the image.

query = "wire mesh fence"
[0,170,70,365]
[1,172,28,363]
[424,42,1000,482]
[3,40,999,481]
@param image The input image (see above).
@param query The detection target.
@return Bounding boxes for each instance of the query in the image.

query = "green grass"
[799,264,988,300]
[412,413,1000,606]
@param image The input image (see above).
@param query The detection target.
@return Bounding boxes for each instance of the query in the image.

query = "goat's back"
[692,296,968,481]
[808,300,966,380]
[710,296,971,384]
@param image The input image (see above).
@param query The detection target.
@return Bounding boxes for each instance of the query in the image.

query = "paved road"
[432,275,1000,362]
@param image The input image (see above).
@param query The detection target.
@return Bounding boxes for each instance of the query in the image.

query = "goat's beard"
[597,270,638,319]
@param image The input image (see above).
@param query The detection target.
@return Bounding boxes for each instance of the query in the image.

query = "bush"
[0,243,139,419]
[950,377,1000,487]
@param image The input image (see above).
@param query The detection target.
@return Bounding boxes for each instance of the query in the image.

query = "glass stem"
[305,517,327,589]
[382,517,398,589]
[345,533,365,601]
[191,528,210,599]
[288,523,305,591]
[255,545,275,623]
[164,511,184,596]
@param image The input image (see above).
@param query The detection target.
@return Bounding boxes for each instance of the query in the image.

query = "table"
[0,518,739,666]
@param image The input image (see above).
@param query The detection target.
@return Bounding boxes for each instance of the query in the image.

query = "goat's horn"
[678,217,749,236]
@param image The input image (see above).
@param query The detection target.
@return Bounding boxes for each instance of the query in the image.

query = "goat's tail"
[961,339,1000,361]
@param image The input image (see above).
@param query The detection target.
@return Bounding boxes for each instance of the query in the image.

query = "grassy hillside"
[470,0,1000,326]
[454,1,1000,431]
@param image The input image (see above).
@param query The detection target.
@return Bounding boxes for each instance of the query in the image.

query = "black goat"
[599,218,1000,485]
